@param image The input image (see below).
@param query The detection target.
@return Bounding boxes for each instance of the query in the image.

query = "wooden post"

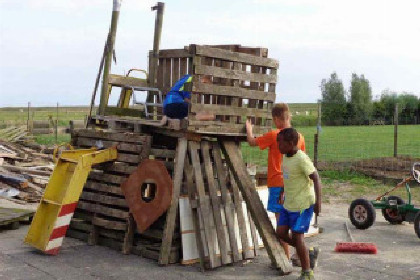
[220,140,292,274]
[55,102,58,143]
[394,103,398,157]
[98,0,122,115]
[146,2,165,115]
[314,133,319,169]
[159,137,188,265]
[27,102,30,132]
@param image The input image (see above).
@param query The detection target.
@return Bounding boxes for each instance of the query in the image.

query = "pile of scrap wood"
[0,140,54,204]
[0,126,31,143]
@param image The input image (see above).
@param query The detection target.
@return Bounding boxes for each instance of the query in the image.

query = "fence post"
[27,102,31,131]
[393,103,398,157]
[55,102,59,143]
[314,133,319,168]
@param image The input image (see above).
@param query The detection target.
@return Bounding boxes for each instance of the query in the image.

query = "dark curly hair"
[277,127,299,145]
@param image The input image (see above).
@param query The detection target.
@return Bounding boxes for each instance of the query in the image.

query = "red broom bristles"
[335,242,377,254]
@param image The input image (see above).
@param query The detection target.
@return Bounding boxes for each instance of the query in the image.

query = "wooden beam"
[192,82,275,101]
[194,64,277,84]
[195,45,279,68]
[219,140,291,274]
[159,138,188,265]
[190,104,271,118]
[108,74,148,88]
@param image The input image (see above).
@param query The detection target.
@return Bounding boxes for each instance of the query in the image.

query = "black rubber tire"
[414,212,420,239]
[349,198,376,230]
[381,196,405,224]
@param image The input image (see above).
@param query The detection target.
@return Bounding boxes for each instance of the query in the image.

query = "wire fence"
[242,102,420,180]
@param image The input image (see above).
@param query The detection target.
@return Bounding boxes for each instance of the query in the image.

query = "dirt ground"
[1,202,419,280]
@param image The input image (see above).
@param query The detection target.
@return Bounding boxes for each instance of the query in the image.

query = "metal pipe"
[149,2,165,87]
[98,0,122,116]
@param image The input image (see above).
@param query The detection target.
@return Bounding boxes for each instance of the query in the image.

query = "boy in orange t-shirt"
[245,103,305,259]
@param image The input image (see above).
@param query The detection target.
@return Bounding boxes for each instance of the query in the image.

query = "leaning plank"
[191,82,275,101]
[184,158,206,271]
[195,45,279,68]
[122,214,135,254]
[158,138,188,265]
[189,141,219,268]
[248,210,259,256]
[194,64,277,84]
[201,141,230,265]
[230,173,253,259]
[211,142,240,263]
[220,140,291,274]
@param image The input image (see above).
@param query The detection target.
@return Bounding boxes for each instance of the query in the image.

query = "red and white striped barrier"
[45,202,78,255]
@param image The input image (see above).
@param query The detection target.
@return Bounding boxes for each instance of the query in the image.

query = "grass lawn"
[242,125,420,166]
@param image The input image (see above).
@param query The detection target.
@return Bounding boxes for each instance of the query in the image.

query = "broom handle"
[376,177,412,201]
[344,222,355,242]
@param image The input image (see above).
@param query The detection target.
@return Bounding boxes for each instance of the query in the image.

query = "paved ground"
[0,203,419,280]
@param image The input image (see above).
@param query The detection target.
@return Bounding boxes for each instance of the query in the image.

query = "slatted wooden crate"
[152,44,278,135]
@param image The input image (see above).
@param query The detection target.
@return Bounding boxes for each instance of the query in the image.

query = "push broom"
[335,222,377,254]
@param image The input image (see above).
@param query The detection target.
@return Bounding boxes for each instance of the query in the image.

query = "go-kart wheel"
[382,196,405,224]
[349,199,376,229]
[414,212,420,239]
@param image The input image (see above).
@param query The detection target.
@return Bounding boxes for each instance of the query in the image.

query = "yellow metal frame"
[25,147,117,252]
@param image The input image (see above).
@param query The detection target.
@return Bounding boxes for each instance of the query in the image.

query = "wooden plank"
[77,201,128,219]
[211,142,240,262]
[201,141,230,265]
[104,107,143,117]
[150,148,176,158]
[192,82,275,101]
[184,158,206,271]
[158,49,192,58]
[74,129,150,143]
[122,214,135,254]
[194,64,277,84]
[190,104,271,118]
[248,210,259,256]
[92,216,127,231]
[108,74,148,88]
[158,138,188,265]
[230,173,253,259]
[195,45,278,68]
[220,141,291,274]
[188,141,219,268]
[94,163,137,176]
[85,180,124,195]
[88,172,127,185]
[76,138,143,153]
[80,192,128,208]
[173,58,180,82]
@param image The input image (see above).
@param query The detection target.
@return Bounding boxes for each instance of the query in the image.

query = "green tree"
[349,74,372,125]
[380,89,398,124]
[321,72,347,125]
[398,93,419,124]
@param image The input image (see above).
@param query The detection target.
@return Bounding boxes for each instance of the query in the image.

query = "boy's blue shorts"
[267,187,283,213]
[277,205,314,234]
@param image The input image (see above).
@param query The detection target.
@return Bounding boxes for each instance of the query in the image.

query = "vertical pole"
[394,103,398,157]
[98,0,122,115]
[27,102,31,132]
[314,133,319,168]
[148,2,165,88]
[317,101,321,134]
[55,102,59,143]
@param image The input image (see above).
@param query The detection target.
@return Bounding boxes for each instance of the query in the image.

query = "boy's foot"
[297,270,315,280]
[309,246,320,270]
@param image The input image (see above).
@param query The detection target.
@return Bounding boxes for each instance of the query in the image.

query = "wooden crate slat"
[80,192,128,208]
[192,82,275,101]
[77,201,129,219]
[85,181,124,196]
[190,104,272,118]
[194,64,277,84]
[158,49,191,58]
[195,45,279,68]
[93,216,127,231]
[73,129,150,143]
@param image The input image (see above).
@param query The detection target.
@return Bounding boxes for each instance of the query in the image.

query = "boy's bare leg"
[293,232,310,271]
[277,226,310,271]
[275,213,290,259]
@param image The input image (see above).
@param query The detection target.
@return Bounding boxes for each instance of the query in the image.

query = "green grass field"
[242,125,420,166]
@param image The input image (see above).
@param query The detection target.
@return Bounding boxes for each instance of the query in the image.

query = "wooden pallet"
[0,207,34,230]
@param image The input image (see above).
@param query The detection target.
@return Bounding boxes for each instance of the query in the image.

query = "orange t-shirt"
[255,129,306,187]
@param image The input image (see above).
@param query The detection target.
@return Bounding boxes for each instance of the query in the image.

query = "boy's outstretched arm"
[246,119,258,146]
[309,170,322,215]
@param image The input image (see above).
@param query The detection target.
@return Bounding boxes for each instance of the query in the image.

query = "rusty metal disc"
[121,159,173,233]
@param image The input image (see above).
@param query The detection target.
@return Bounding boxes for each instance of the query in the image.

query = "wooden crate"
[152,44,278,135]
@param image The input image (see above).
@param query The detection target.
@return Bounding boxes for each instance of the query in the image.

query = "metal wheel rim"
[353,205,368,223]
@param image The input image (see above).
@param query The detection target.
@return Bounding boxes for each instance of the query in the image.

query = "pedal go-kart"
[348,162,420,238]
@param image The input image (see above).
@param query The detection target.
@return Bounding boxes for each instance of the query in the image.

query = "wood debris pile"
[0,126,32,143]
[0,140,54,204]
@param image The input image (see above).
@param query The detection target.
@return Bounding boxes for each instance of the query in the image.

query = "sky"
[0,0,419,107]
